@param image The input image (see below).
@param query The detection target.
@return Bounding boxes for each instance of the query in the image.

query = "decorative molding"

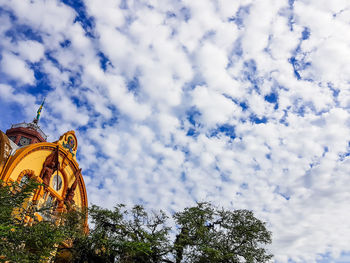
[16,169,36,183]
[56,131,78,159]
[0,142,88,210]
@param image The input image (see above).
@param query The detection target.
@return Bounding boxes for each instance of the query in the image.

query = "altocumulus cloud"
[1,0,350,262]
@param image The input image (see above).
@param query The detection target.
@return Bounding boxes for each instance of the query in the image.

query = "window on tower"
[18,136,32,146]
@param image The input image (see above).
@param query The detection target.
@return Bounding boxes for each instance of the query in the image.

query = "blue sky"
[1,0,350,262]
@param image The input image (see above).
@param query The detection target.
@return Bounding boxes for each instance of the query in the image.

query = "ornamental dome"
[6,122,47,146]
[6,99,47,147]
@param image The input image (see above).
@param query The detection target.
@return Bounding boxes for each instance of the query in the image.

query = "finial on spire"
[33,98,45,124]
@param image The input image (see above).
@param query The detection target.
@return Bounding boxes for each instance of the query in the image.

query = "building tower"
[5,99,47,146]
[0,100,88,222]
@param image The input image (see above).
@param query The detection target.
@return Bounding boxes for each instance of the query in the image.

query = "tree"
[0,179,272,263]
[173,202,273,263]
[0,179,84,263]
[71,202,272,263]
[70,204,172,263]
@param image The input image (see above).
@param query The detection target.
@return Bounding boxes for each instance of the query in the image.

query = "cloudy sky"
[1,0,350,262]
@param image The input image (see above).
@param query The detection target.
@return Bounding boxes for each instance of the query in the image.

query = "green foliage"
[71,204,171,263]
[0,179,84,263]
[71,202,272,263]
[173,202,273,263]
[0,179,272,263]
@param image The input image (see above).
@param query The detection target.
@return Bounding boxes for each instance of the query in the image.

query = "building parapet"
[11,122,48,141]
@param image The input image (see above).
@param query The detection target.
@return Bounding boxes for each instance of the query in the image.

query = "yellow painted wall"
[0,131,88,211]
[8,149,51,182]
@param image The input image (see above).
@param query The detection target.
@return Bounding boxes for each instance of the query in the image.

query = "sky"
[0,0,350,262]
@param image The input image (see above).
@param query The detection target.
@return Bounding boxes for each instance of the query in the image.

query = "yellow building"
[0,115,88,220]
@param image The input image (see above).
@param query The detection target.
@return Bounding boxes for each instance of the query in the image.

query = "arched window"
[16,169,35,185]
[37,191,59,221]
[19,175,29,187]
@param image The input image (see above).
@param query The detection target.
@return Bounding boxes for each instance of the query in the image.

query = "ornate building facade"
[0,113,88,221]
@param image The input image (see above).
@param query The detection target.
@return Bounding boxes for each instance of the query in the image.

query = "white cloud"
[0,0,76,33]
[1,0,350,262]
[0,83,35,104]
[0,52,35,84]
[0,83,36,118]
[85,0,124,27]
[191,85,239,127]
[16,40,45,62]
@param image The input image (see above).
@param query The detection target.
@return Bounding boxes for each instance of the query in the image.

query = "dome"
[6,122,47,147]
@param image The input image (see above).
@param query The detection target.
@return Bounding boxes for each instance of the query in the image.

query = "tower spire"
[33,98,45,125]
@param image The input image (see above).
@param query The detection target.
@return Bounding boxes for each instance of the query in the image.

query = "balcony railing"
[11,122,48,140]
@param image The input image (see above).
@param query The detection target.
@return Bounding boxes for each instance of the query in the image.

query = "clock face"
[18,136,32,146]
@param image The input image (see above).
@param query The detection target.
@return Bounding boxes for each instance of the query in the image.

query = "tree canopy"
[173,203,272,263]
[0,179,84,263]
[70,202,272,263]
[0,180,272,263]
